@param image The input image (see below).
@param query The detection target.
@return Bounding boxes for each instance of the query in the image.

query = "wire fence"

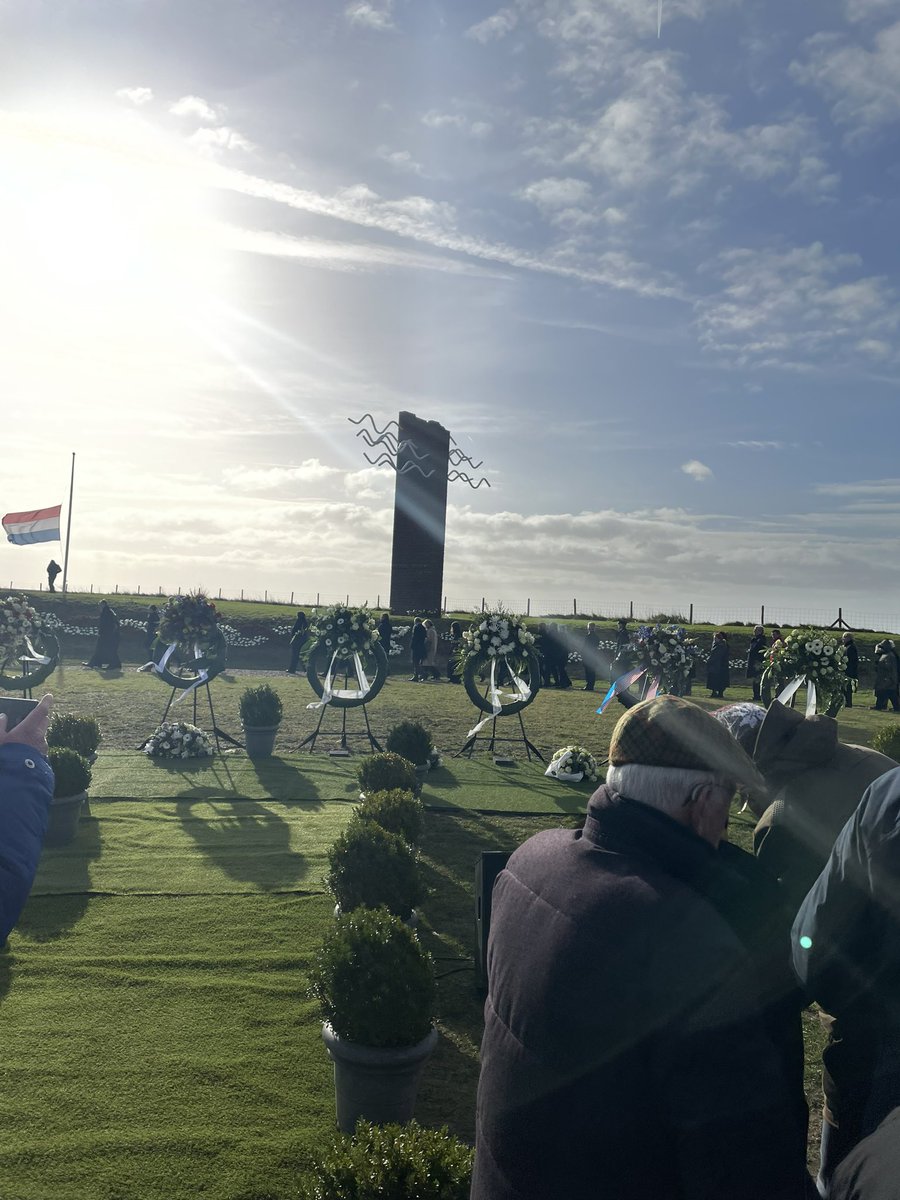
[9,578,900,634]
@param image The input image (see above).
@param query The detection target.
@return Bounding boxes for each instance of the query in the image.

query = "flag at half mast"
[2,505,62,545]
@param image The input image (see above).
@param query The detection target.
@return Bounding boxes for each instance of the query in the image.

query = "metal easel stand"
[139,681,242,752]
[455,709,544,763]
[297,701,382,754]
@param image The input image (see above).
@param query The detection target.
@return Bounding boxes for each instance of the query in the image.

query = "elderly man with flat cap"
[471,695,811,1200]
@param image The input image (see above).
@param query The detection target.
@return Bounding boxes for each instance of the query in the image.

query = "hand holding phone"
[0,694,53,756]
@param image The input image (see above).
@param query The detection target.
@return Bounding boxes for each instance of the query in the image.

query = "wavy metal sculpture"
[349,413,399,438]
[398,461,435,478]
[448,470,491,489]
[349,415,491,488]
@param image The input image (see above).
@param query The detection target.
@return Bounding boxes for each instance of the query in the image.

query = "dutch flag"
[2,505,62,545]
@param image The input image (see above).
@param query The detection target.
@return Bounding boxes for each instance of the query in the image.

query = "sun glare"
[0,110,225,328]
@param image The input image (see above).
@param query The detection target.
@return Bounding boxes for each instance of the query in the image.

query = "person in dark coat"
[829,1105,900,1200]
[84,600,121,669]
[611,617,631,675]
[446,620,462,683]
[472,696,811,1200]
[746,624,767,702]
[286,611,309,674]
[144,605,160,657]
[872,640,899,711]
[793,770,900,1194]
[46,560,61,593]
[580,622,600,691]
[842,632,859,709]
[376,611,392,650]
[706,630,730,698]
[547,623,571,688]
[409,617,427,682]
[0,694,54,945]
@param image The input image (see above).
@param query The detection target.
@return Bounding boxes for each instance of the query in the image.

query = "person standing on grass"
[872,641,899,712]
[409,616,427,682]
[46,560,61,593]
[0,695,54,946]
[376,611,392,650]
[422,619,440,681]
[84,600,121,670]
[286,611,308,674]
[842,632,859,709]
[472,696,811,1200]
[446,620,463,683]
[144,605,159,656]
[706,630,730,698]
[747,624,767,703]
[580,622,600,692]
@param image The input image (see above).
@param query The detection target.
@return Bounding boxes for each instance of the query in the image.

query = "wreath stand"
[455,709,544,762]
[150,681,243,754]
[298,641,389,755]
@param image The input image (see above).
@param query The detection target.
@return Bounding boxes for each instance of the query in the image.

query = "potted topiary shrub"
[385,720,434,772]
[357,789,425,846]
[239,683,284,758]
[46,747,92,846]
[308,907,438,1133]
[47,714,102,764]
[326,818,424,921]
[300,1120,473,1199]
[357,751,419,798]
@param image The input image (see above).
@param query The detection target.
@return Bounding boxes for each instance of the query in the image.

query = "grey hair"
[605,763,725,817]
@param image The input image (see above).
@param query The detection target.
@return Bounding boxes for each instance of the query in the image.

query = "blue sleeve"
[792,769,900,1011]
[0,743,54,943]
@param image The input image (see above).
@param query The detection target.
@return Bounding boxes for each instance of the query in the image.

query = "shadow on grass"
[16,813,103,943]
[247,757,327,804]
[175,797,308,889]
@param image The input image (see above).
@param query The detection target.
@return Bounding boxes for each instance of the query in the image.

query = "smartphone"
[0,697,39,731]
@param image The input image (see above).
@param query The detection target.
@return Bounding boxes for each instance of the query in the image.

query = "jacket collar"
[584,784,717,894]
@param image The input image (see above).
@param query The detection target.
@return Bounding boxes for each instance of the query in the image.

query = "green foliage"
[385,719,434,766]
[357,751,419,796]
[47,714,101,757]
[357,789,425,845]
[871,726,900,761]
[300,1120,473,1200]
[326,818,424,917]
[647,611,688,624]
[238,683,284,727]
[48,747,93,798]
[308,907,435,1048]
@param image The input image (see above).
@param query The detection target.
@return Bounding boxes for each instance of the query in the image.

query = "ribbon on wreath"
[466,656,532,737]
[777,675,818,717]
[306,650,372,710]
[21,637,52,666]
[136,641,210,702]
[597,666,656,713]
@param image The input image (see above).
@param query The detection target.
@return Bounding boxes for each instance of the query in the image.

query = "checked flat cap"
[608,694,765,792]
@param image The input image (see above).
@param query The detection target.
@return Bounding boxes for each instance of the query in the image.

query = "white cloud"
[189,126,255,156]
[170,95,220,122]
[844,0,897,23]
[223,461,344,491]
[519,176,591,210]
[421,110,492,138]
[696,242,899,371]
[791,23,900,142]
[681,459,713,482]
[115,86,153,106]
[466,7,519,43]
[727,440,785,450]
[814,478,900,497]
[376,146,423,174]
[858,338,891,357]
[345,1,394,31]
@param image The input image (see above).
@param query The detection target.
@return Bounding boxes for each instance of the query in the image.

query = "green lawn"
[2,641,894,1194]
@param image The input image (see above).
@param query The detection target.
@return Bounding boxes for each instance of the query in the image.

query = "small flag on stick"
[2,505,62,545]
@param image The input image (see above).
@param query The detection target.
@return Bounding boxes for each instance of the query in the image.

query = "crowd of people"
[474,694,900,1200]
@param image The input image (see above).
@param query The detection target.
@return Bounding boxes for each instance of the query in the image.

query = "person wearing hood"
[713,701,898,911]
[747,625,768,703]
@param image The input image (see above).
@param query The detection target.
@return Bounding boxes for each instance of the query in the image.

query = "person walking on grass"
[422,619,440,681]
[84,600,121,670]
[286,611,308,674]
[581,622,600,692]
[472,695,811,1200]
[872,641,899,712]
[144,605,159,657]
[46,560,61,593]
[409,616,427,682]
[706,630,730,699]
[747,624,767,703]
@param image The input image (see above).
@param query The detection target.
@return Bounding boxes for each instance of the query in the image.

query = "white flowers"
[145,720,214,759]
[548,744,601,784]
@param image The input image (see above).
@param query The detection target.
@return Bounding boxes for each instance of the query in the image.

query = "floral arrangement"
[0,594,46,661]
[157,592,219,652]
[633,624,696,693]
[144,720,214,759]
[459,612,535,670]
[308,605,378,661]
[547,745,601,784]
[764,627,848,711]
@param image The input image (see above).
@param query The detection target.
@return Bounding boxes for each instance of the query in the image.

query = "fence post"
[346,594,349,606]
[573,598,577,616]
[316,592,320,606]
[629,600,633,619]
[761,604,765,626]
[241,589,243,600]
[90,584,93,594]
[689,603,693,624]
[526,598,531,616]
[376,594,380,609]
[290,591,294,606]
[137,584,140,595]
[443,595,447,613]
[115,584,118,594]
[481,597,486,612]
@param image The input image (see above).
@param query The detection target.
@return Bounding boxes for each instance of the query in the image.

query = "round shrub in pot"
[357,789,424,846]
[385,720,434,768]
[356,751,419,797]
[46,747,93,846]
[238,683,284,758]
[326,817,424,920]
[47,714,102,762]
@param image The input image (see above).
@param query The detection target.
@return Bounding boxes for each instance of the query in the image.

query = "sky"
[1,0,899,624]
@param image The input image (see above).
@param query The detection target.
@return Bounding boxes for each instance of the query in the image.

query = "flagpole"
[61,452,75,599]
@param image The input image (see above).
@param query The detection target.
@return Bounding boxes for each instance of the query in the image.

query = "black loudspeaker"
[474,851,511,993]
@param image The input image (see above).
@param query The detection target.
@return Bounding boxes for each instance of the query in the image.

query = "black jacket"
[747,633,767,678]
[472,788,808,1200]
